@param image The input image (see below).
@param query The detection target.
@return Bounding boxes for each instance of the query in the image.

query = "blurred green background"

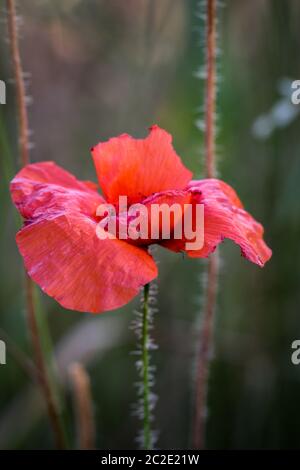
[0,0,299,449]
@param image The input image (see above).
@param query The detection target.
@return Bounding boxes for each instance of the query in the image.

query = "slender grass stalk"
[68,363,95,450]
[132,279,158,450]
[25,273,66,449]
[6,0,29,167]
[6,0,66,449]
[193,0,219,449]
[204,0,217,179]
[193,252,219,449]
[142,283,151,450]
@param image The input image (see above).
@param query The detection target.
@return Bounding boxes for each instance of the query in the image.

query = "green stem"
[142,283,151,450]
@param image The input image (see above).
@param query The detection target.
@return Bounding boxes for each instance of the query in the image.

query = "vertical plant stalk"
[132,279,158,450]
[193,252,219,449]
[204,0,217,179]
[193,0,219,450]
[68,363,95,450]
[142,283,151,450]
[6,0,66,449]
[25,281,66,449]
[6,0,29,167]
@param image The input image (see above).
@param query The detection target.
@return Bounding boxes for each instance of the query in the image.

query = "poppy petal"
[91,125,193,204]
[16,213,158,313]
[10,161,103,221]
[141,189,191,244]
[163,179,272,267]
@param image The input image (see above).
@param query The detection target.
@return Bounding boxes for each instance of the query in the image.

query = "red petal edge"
[162,179,272,267]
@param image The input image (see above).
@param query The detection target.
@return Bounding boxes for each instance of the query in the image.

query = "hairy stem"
[193,0,219,449]
[26,279,66,449]
[193,252,219,449]
[204,0,217,179]
[6,0,29,167]
[133,272,158,449]
[142,282,151,450]
[6,0,66,449]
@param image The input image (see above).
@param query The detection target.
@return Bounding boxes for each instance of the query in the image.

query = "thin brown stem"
[205,0,217,179]
[6,0,66,449]
[68,363,95,450]
[193,252,219,449]
[193,0,219,449]
[25,277,66,449]
[6,0,30,167]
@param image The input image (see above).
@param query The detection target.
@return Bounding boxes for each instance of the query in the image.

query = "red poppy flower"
[10,125,272,313]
